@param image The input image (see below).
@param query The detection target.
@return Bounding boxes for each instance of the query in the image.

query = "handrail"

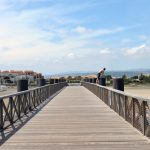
[0,82,67,130]
[0,83,62,99]
[81,81,150,138]
[84,82,150,102]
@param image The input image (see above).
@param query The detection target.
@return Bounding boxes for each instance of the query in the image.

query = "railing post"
[33,90,36,108]
[28,92,32,111]
[143,101,147,135]
[123,95,126,120]
[110,91,112,107]
[40,88,42,103]
[118,94,121,115]
[49,85,51,95]
[9,97,13,123]
[124,96,127,120]
[0,99,3,130]
[17,95,21,119]
[132,98,135,127]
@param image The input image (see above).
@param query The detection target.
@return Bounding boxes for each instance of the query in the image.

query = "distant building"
[0,70,43,85]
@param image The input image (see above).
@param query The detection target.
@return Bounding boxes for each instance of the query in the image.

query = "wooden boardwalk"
[1,86,150,150]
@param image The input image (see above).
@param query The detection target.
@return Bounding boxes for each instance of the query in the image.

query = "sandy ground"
[0,87,17,96]
[107,84,150,99]
[0,86,36,96]
[125,84,150,99]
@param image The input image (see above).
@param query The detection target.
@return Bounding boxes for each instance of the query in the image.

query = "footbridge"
[0,82,150,149]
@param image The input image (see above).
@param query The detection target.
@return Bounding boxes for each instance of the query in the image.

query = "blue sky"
[0,0,150,74]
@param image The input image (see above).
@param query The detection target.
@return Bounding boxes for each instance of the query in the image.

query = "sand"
[0,86,35,97]
[125,84,150,99]
[0,87,17,96]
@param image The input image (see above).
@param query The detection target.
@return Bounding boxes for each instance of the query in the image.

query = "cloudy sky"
[0,0,150,74]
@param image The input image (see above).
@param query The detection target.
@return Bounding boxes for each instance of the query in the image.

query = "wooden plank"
[0,86,150,150]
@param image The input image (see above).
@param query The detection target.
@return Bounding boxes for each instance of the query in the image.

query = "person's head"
[103,68,106,71]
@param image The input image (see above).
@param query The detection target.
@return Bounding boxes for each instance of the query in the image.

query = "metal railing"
[0,82,67,130]
[81,82,150,138]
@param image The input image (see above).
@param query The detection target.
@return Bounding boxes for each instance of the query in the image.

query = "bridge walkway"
[0,86,150,150]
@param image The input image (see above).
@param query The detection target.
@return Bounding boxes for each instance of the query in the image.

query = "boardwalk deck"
[0,86,150,150]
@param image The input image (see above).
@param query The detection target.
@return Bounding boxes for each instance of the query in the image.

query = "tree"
[122,74,127,80]
[74,76,82,80]
[131,75,138,79]
[139,73,144,81]
[106,75,112,81]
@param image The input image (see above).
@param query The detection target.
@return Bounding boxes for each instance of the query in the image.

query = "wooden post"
[143,101,147,135]
[0,99,3,130]
[9,97,13,123]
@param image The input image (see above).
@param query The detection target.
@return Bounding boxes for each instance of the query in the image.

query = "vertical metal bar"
[49,85,51,96]
[9,97,13,123]
[110,91,112,109]
[37,89,39,105]
[40,88,42,103]
[124,96,127,120]
[0,99,3,130]
[143,101,147,135]
[28,92,32,111]
[112,92,114,110]
[24,93,27,114]
[33,90,36,108]
[17,95,21,119]
[118,94,120,115]
[132,98,135,127]
[39,89,41,103]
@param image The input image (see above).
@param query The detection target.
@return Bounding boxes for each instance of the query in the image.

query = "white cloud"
[96,27,124,36]
[125,44,147,55]
[72,26,124,39]
[73,26,89,34]
[0,0,132,74]
[67,53,75,59]
[100,49,111,54]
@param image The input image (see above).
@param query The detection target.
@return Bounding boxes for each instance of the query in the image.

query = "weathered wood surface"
[1,86,150,150]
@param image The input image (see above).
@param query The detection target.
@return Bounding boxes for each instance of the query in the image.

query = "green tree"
[106,75,112,81]
[122,74,127,80]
